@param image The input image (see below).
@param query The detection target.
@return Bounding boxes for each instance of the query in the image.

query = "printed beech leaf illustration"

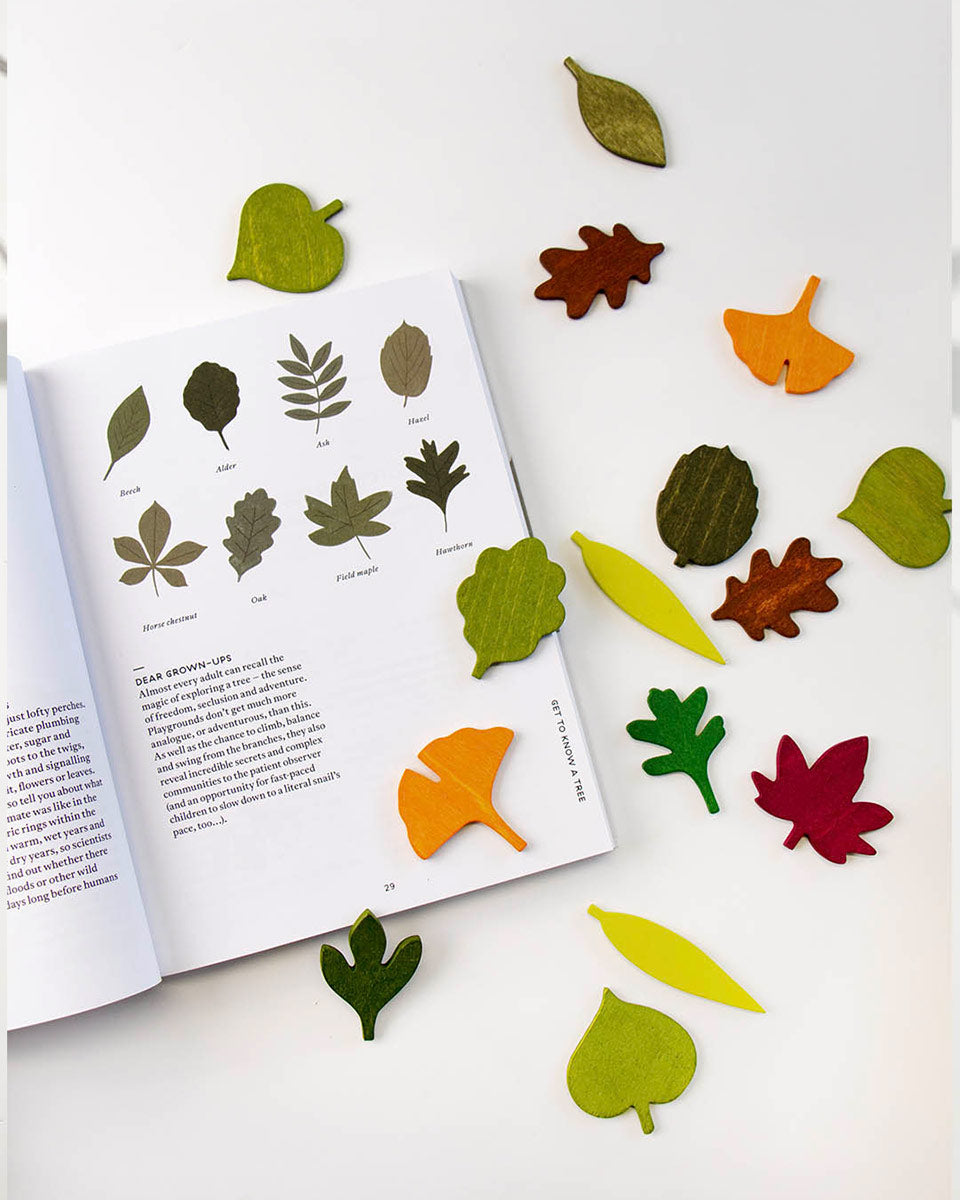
[398,726,523,858]
[711,537,842,640]
[278,333,351,442]
[223,488,281,581]
[183,362,240,450]
[404,439,469,531]
[380,321,432,405]
[751,735,893,864]
[227,183,344,293]
[103,385,150,480]
[305,466,391,560]
[535,223,664,318]
[627,687,725,814]
[319,909,422,1041]
[114,501,205,595]
[563,57,666,167]
[657,445,758,567]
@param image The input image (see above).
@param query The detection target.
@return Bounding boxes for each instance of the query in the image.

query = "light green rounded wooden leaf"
[227,184,344,293]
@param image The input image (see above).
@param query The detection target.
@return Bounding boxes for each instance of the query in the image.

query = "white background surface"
[7,2,951,1198]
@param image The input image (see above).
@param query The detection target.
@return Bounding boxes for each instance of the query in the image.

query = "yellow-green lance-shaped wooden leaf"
[227,183,344,293]
[564,58,666,167]
[588,906,764,1012]
[571,531,724,664]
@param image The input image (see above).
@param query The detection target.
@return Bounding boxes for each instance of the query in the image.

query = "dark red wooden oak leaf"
[534,223,664,318]
[752,735,893,864]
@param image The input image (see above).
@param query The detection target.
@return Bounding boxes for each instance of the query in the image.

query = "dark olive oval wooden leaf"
[289,334,309,364]
[657,445,759,567]
[104,386,150,480]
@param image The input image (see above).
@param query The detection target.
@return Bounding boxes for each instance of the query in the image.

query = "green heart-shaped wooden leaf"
[227,183,344,293]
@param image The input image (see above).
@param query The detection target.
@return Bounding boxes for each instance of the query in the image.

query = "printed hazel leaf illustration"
[278,333,351,442]
[319,909,422,1041]
[227,183,344,293]
[114,501,206,596]
[404,439,469,531]
[723,276,855,394]
[626,686,725,814]
[304,466,391,560]
[535,223,664,318]
[456,537,565,678]
[657,445,759,567]
[183,362,240,451]
[567,989,697,1134]
[398,726,524,858]
[223,488,281,581]
[103,385,150,480]
[563,57,666,167]
[711,537,842,641]
[380,321,432,406]
[751,735,892,864]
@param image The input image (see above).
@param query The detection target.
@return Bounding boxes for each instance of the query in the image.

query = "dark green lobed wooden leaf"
[104,385,150,480]
[183,362,240,451]
[223,488,282,580]
[627,686,725,814]
[656,445,758,567]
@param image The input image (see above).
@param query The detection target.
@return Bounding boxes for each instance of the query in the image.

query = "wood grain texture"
[563,57,666,167]
[535,224,664,318]
[656,444,758,566]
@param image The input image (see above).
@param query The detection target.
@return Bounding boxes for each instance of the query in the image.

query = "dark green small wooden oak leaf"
[320,910,423,1041]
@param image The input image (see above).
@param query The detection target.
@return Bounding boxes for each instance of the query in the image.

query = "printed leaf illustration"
[626,687,725,814]
[711,537,842,640]
[456,537,565,678]
[223,488,281,581]
[279,333,351,441]
[404,439,469,531]
[535,224,664,318]
[103,386,150,480]
[588,907,763,1012]
[114,501,205,595]
[380,321,432,406]
[723,276,855,394]
[571,531,724,664]
[838,446,952,567]
[751,735,892,864]
[227,183,344,293]
[304,466,391,560]
[563,57,666,167]
[398,726,524,858]
[657,445,758,567]
[319,909,422,1041]
[183,362,240,451]
[567,990,696,1134]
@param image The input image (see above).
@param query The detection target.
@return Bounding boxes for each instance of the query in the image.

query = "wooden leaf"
[103,385,150,480]
[223,488,281,580]
[535,224,664,318]
[563,57,666,167]
[657,445,759,567]
[380,321,432,405]
[227,184,344,293]
[626,687,725,814]
[183,361,240,451]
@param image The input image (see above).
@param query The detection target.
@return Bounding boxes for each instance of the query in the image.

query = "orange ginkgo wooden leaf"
[535,224,664,318]
[398,727,526,858]
[723,276,854,394]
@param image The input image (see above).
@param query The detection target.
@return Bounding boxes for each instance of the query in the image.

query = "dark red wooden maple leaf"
[534,223,664,318]
[751,735,893,864]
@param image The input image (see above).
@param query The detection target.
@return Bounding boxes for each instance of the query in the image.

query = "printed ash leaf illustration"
[103,385,150,480]
[404,439,469,531]
[711,537,842,640]
[278,333,351,442]
[227,183,344,293]
[380,321,432,406]
[319,909,422,1041]
[114,501,205,595]
[183,362,240,450]
[751,735,893,864]
[305,466,391,560]
[627,687,725,814]
[535,224,664,318]
[223,488,281,581]
[563,57,666,167]
[657,445,758,567]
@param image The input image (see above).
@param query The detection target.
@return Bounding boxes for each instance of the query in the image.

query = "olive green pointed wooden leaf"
[657,445,759,567]
[227,183,344,293]
[838,447,951,567]
[103,386,150,480]
[380,321,432,406]
[564,58,666,167]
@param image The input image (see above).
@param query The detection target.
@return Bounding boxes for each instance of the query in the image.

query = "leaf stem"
[313,369,322,435]
[218,430,229,451]
[103,461,114,481]
[360,1012,376,1041]
[442,509,448,533]
[696,774,720,814]
[355,535,371,560]
[783,826,803,850]
[151,567,159,597]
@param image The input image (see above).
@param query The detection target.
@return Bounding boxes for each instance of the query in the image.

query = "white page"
[26,272,613,974]
[6,359,161,1028]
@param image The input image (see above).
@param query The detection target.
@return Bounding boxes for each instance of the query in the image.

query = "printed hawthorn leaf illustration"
[223,488,281,581]
[380,321,432,405]
[103,385,150,480]
[304,466,391,560]
[626,687,725,814]
[404,439,469,531]
[183,362,240,450]
[278,333,351,442]
[227,183,344,293]
[751,735,893,864]
[534,224,664,318]
[114,501,206,595]
[563,57,666,167]
[319,909,422,1041]
[656,445,759,567]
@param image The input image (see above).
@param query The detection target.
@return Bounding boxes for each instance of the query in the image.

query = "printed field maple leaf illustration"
[534,223,664,318]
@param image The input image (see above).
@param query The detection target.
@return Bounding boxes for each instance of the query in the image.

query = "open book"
[7,271,613,1029]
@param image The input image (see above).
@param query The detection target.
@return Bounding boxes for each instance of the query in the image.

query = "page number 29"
[383,882,395,892]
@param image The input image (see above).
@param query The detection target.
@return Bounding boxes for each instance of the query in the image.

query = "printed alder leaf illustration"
[711,536,842,640]
[319,909,422,1041]
[567,990,697,1134]
[223,488,281,581]
[183,362,240,450]
[838,446,952,568]
[456,537,565,678]
[114,501,206,595]
[535,223,664,318]
[657,445,759,567]
[227,183,344,293]
[278,333,351,442]
[404,439,469,531]
[380,321,432,406]
[563,57,666,167]
[751,735,892,864]
[626,687,725,814]
[398,726,524,858]
[103,385,150,480]
[588,907,764,1013]
[723,276,855,394]
[304,466,391,560]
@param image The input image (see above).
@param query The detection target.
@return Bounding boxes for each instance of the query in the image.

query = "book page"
[26,272,613,975]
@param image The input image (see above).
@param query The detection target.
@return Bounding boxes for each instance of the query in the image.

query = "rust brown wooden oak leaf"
[535,224,664,318]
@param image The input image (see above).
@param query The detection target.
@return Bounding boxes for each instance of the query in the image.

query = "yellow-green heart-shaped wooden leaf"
[227,184,344,293]
[564,58,666,167]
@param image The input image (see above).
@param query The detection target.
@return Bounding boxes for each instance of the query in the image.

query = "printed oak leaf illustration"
[223,488,281,581]
[534,223,664,318]
[751,735,893,864]
[183,361,240,450]
[103,385,150,480]
[626,687,725,814]
[114,501,206,595]
[404,438,469,531]
[278,333,350,441]
[304,466,391,560]
[711,536,842,640]
[380,321,432,406]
